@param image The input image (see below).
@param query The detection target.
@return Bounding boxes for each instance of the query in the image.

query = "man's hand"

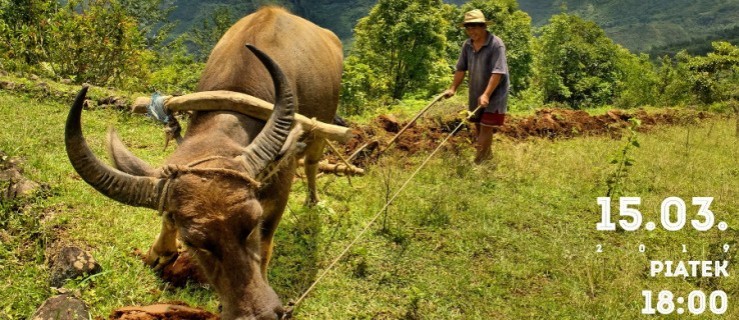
[478,94,490,107]
[443,89,456,99]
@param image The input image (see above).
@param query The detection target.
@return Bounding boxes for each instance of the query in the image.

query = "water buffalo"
[65,6,342,320]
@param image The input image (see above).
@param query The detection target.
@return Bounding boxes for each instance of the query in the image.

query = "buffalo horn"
[240,44,296,177]
[65,86,166,209]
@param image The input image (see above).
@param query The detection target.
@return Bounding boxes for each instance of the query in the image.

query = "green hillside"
[517,0,739,54]
[169,0,739,55]
[168,0,375,41]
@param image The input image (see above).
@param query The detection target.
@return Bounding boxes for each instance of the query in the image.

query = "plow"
[131,91,449,179]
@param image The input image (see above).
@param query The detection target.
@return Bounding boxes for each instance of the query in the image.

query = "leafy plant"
[613,49,658,109]
[604,117,640,198]
[685,41,739,105]
[534,13,620,108]
[184,5,237,63]
[349,0,452,100]
[147,38,204,93]
[339,56,388,116]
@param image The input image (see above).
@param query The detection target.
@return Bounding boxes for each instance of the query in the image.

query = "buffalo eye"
[181,234,220,258]
[240,224,258,246]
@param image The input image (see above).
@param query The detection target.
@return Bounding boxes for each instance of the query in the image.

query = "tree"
[654,54,691,107]
[613,49,658,108]
[349,0,452,100]
[117,0,177,49]
[685,41,739,104]
[43,0,148,87]
[534,13,620,108]
[655,43,739,107]
[452,0,534,96]
[0,0,57,69]
[184,6,237,63]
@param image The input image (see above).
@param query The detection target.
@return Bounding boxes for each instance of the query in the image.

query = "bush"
[534,13,620,108]
[0,0,177,91]
[147,38,204,93]
[613,49,658,109]
[43,0,148,88]
[349,0,452,101]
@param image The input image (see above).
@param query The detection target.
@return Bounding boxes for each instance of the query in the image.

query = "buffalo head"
[65,45,295,319]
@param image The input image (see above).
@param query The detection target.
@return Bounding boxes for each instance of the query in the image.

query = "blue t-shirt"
[455,33,510,114]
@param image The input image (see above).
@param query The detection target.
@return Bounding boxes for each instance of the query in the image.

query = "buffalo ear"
[107,127,159,177]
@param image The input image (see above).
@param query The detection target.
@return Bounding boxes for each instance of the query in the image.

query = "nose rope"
[156,156,263,216]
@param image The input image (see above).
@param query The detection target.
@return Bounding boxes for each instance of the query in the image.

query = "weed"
[605,117,641,198]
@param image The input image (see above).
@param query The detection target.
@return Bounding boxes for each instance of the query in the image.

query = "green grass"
[0,89,737,319]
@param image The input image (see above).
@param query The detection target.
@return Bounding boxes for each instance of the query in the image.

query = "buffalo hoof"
[139,247,178,272]
[304,194,320,207]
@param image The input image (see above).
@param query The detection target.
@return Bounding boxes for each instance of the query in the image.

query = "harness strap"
[155,157,262,216]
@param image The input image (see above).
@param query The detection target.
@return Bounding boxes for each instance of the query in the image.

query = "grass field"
[0,88,737,319]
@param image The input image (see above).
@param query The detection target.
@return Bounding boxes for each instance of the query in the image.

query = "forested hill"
[168,0,376,42]
[169,0,739,55]
[515,0,739,55]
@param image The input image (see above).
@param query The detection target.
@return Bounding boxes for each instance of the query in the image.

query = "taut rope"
[282,105,484,319]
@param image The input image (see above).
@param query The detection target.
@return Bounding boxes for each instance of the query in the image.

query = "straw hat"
[460,9,492,27]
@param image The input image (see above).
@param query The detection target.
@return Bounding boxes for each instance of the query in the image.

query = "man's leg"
[475,124,494,164]
[474,112,504,164]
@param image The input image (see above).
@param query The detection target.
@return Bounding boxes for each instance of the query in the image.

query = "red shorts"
[479,112,505,126]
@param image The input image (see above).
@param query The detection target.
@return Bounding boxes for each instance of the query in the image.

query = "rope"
[283,105,483,318]
[147,92,173,125]
[156,156,262,216]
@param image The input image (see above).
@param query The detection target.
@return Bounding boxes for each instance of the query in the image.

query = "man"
[443,9,509,164]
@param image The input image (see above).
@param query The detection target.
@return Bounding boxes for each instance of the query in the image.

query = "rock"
[98,96,128,111]
[13,178,41,197]
[37,82,50,94]
[31,294,89,320]
[378,114,400,133]
[131,96,151,114]
[0,80,15,90]
[0,153,44,200]
[61,79,73,85]
[49,246,102,288]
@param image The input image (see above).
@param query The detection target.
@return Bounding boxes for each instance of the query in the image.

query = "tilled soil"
[338,108,712,165]
[107,302,218,320]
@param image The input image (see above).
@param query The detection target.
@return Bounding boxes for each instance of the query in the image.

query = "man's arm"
[478,73,502,107]
[443,70,466,98]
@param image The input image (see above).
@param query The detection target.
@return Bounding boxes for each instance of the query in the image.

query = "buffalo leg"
[144,214,178,270]
[303,138,325,206]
